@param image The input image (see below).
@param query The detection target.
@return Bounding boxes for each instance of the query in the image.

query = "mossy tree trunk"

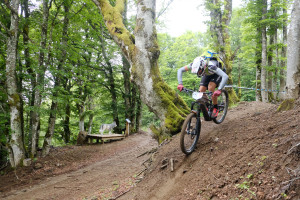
[6,0,26,167]
[206,0,239,105]
[92,0,189,135]
[285,0,300,99]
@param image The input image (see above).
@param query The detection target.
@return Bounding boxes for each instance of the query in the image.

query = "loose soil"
[0,132,158,200]
[1,101,300,200]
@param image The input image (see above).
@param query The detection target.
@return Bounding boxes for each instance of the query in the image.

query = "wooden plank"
[86,134,125,140]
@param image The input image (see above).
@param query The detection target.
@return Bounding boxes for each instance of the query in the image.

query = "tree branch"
[231,45,241,61]
[156,0,175,19]
[0,21,9,33]
[3,0,19,16]
[73,2,86,15]
[88,19,112,40]
[48,0,53,11]
[0,30,8,41]
[92,0,134,60]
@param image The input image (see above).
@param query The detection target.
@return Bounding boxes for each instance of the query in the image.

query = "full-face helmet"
[191,56,207,77]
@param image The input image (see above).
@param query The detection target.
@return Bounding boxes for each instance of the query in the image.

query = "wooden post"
[125,119,131,137]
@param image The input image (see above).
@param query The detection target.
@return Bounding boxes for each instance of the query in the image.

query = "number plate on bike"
[192,92,203,100]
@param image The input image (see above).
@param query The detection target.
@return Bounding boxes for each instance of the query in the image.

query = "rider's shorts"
[200,74,222,88]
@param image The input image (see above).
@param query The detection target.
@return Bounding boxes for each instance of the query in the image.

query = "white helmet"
[191,56,206,77]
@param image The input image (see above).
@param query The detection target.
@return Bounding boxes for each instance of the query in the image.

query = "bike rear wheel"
[180,112,201,155]
[213,89,229,124]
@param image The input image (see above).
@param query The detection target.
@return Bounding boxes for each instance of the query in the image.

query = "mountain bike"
[180,88,229,155]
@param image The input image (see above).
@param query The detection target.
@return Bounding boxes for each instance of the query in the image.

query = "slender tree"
[21,0,35,156]
[205,0,239,104]
[121,0,140,132]
[5,0,25,167]
[62,79,72,143]
[30,0,52,156]
[42,0,71,156]
[279,1,288,99]
[87,95,95,134]
[255,30,262,101]
[286,0,300,99]
[261,0,268,102]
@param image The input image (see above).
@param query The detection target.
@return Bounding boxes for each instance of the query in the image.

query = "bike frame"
[190,92,214,122]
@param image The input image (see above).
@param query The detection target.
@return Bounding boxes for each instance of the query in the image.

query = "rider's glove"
[212,89,222,97]
[177,84,184,92]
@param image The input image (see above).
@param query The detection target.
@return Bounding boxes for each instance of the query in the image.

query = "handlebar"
[205,51,218,60]
[181,88,195,93]
[181,88,213,96]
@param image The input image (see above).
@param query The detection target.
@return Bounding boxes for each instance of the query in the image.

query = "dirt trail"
[120,101,300,200]
[1,101,299,200]
[1,132,158,200]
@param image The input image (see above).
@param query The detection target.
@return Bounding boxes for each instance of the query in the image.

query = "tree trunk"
[286,0,300,99]
[255,28,262,101]
[268,35,274,102]
[42,1,70,156]
[87,96,95,135]
[62,79,71,143]
[93,0,189,135]
[122,55,141,132]
[76,69,86,132]
[279,3,287,100]
[64,103,71,143]
[274,33,279,99]
[261,0,268,103]
[22,0,36,156]
[135,91,142,132]
[98,23,120,132]
[78,104,85,132]
[206,0,238,105]
[6,0,25,167]
[42,100,58,156]
[31,0,51,156]
[108,66,120,131]
[122,55,132,119]
[238,63,241,99]
[121,0,133,125]
[268,0,277,102]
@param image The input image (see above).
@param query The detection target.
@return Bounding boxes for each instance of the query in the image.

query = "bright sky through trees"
[157,0,242,37]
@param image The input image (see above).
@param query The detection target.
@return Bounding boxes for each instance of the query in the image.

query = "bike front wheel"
[180,112,201,155]
[213,89,229,124]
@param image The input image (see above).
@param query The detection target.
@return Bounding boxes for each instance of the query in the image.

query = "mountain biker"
[177,56,228,118]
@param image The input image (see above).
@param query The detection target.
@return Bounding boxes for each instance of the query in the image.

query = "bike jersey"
[177,60,228,90]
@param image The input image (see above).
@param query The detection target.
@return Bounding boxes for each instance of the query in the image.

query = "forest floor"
[0,100,300,200]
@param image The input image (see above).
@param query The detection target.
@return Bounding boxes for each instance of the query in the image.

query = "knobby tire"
[213,90,229,124]
[180,113,201,155]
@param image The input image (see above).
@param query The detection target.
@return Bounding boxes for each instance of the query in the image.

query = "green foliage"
[235,173,256,197]
[239,0,290,101]
[157,31,210,102]
[0,0,292,163]
[141,104,160,128]
[0,0,139,161]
